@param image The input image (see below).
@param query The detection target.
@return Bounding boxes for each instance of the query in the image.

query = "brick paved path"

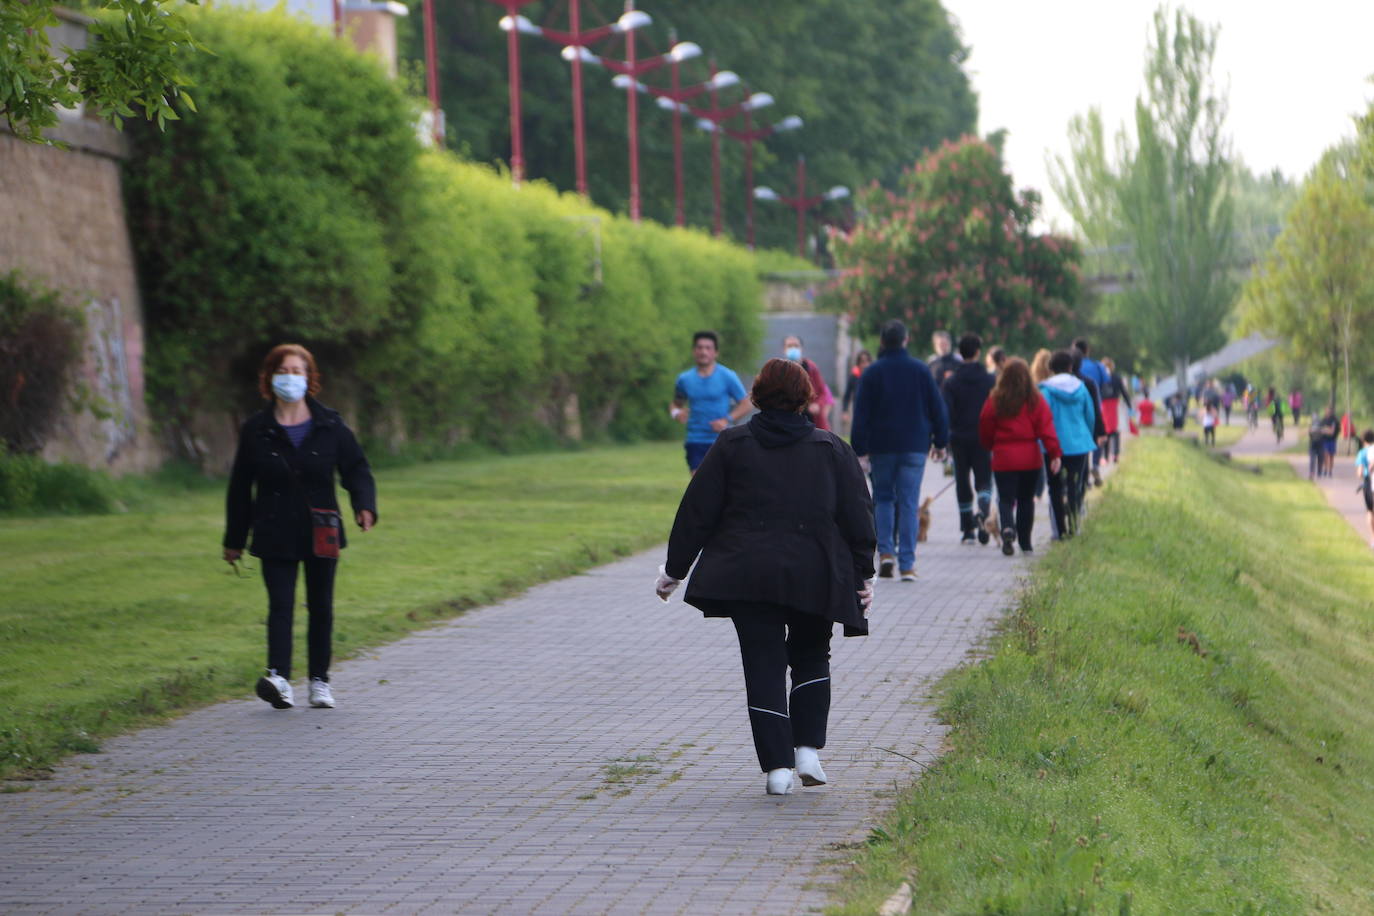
[0,479,1038,915]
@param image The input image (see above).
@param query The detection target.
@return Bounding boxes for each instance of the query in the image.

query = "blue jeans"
[869,451,926,571]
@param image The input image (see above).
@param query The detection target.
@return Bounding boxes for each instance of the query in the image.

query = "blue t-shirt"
[1358,446,1371,478]
[675,364,747,444]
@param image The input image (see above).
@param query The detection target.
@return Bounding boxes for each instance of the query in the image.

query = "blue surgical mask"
[785,346,802,361]
[272,373,308,403]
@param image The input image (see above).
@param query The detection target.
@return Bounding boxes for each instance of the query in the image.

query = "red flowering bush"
[828,136,1082,353]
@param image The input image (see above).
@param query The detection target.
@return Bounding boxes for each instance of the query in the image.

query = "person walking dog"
[655,358,876,796]
[979,358,1062,555]
[223,343,378,710]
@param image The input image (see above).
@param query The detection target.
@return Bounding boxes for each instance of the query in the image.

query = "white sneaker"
[308,678,335,708]
[765,768,794,795]
[795,746,827,786]
[255,672,293,709]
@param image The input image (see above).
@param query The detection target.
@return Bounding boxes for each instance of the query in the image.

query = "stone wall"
[0,126,161,473]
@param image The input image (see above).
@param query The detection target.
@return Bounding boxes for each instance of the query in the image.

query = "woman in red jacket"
[979,358,1062,556]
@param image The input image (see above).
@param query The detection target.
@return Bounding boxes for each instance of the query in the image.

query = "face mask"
[272,373,308,403]
[785,347,802,362]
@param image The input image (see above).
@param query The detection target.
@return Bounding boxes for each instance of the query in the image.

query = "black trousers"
[1062,453,1089,535]
[993,468,1039,550]
[261,555,337,681]
[1043,456,1068,539]
[950,438,992,534]
[729,604,833,772]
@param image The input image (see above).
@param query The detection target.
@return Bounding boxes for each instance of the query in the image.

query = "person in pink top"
[1289,388,1304,427]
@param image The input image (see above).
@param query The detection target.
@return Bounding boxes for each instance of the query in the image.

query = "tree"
[1049,7,1236,388]
[829,136,1081,353]
[1240,160,1374,424]
[1,0,201,144]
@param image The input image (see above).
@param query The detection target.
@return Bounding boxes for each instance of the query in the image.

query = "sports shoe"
[766,768,794,795]
[960,531,977,545]
[899,569,917,582]
[308,678,335,708]
[255,672,293,709]
[975,513,990,545]
[1001,527,1016,557]
[1092,467,1103,487]
[795,746,828,786]
[878,555,895,578]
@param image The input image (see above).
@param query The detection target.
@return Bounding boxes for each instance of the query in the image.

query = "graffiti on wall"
[84,296,141,464]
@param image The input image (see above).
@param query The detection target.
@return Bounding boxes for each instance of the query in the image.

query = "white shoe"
[308,678,335,708]
[765,768,794,795]
[255,672,293,709]
[795,746,827,786]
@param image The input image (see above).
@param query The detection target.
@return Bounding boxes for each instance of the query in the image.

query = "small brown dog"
[916,497,934,542]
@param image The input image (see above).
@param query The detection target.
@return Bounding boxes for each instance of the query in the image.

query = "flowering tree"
[829,136,1081,354]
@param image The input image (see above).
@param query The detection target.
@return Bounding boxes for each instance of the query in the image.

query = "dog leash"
[926,479,956,501]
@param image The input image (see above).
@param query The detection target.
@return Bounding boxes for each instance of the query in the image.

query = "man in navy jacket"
[851,320,950,580]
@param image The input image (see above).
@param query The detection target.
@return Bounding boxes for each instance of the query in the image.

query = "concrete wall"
[0,121,160,472]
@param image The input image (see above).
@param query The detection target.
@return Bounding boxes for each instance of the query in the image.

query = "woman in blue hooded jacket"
[1038,350,1097,535]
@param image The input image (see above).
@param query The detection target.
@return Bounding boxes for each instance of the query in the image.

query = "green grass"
[834,437,1374,914]
[0,443,688,779]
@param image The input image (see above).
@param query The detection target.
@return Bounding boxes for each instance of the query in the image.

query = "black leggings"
[1062,453,1089,534]
[261,555,337,681]
[993,468,1039,550]
[729,605,833,772]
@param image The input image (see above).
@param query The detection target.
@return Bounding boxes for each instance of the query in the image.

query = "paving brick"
[0,474,1046,913]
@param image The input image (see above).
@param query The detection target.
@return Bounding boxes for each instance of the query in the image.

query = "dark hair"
[1072,337,1089,355]
[1048,349,1075,375]
[988,345,1006,366]
[693,330,719,349]
[1363,429,1374,444]
[750,357,814,413]
[957,333,982,360]
[991,358,1039,418]
[258,343,321,401]
[854,349,872,367]
[880,320,907,351]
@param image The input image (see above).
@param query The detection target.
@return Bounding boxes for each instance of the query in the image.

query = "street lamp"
[698,108,802,247]
[563,4,699,221]
[689,82,776,236]
[501,2,651,196]
[487,0,542,180]
[754,156,848,260]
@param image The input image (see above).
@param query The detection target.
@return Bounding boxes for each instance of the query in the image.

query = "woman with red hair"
[655,358,876,795]
[978,357,1061,556]
[223,343,377,711]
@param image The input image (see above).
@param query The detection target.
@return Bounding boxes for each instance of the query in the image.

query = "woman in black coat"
[655,358,876,795]
[223,344,377,711]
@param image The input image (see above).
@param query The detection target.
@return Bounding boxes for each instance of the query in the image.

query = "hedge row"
[123,6,771,461]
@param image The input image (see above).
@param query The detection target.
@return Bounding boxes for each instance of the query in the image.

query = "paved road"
[1,475,1040,915]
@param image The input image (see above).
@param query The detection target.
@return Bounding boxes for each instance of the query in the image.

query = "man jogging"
[851,320,949,581]
[672,331,753,474]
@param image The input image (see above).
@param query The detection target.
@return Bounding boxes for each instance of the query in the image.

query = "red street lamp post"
[487,0,541,182]
[754,156,849,260]
[501,3,651,196]
[697,110,802,247]
[423,0,442,146]
[687,83,775,236]
[571,15,701,222]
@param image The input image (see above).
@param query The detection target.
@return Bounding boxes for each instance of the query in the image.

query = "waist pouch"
[310,508,342,559]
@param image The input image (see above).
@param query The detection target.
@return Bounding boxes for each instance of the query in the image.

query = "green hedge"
[124,6,764,460]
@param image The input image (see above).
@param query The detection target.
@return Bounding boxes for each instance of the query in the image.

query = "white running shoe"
[795,746,828,786]
[308,678,335,708]
[255,672,294,709]
[765,768,794,795]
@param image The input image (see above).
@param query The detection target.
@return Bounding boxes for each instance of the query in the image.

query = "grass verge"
[834,436,1374,913]
[0,443,687,780]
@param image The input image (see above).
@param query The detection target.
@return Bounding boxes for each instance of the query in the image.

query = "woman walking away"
[1099,357,1132,462]
[979,358,1061,555]
[655,358,876,795]
[841,349,873,435]
[224,344,378,710]
[1039,350,1097,537]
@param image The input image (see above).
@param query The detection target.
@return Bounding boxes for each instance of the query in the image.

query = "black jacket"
[224,398,377,560]
[929,352,961,389]
[665,410,876,635]
[941,361,995,444]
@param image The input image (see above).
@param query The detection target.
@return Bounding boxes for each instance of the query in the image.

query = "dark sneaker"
[975,513,990,545]
[255,673,294,709]
[878,555,895,578]
[960,531,977,545]
[1001,527,1016,557]
[1092,467,1103,487]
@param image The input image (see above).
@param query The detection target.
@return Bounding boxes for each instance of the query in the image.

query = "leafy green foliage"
[0,0,201,142]
[0,271,85,455]
[829,136,1082,352]
[399,0,977,251]
[0,451,116,515]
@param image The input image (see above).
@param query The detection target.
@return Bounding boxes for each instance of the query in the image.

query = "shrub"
[0,271,85,454]
[0,451,116,515]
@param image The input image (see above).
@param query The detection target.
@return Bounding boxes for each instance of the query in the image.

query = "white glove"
[857,578,874,612]
[655,565,682,602]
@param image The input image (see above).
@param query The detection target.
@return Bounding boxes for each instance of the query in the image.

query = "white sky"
[942,0,1374,233]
